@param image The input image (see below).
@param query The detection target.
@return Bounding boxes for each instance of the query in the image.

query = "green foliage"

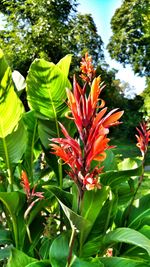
[67,14,104,64]
[50,232,70,267]
[7,248,37,267]
[22,111,39,182]
[0,0,104,76]
[96,67,123,110]
[113,95,143,140]
[0,192,26,249]
[0,0,77,74]
[0,51,150,267]
[0,49,24,136]
[100,257,150,267]
[26,55,71,128]
[107,0,149,76]
[96,66,143,140]
[140,78,150,120]
[103,227,150,255]
[0,49,27,189]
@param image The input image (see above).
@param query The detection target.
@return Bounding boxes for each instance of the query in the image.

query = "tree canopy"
[0,0,145,135]
[107,0,150,77]
[140,78,150,120]
[0,0,104,76]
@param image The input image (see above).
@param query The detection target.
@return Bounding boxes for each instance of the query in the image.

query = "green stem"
[58,161,63,188]
[26,224,32,243]
[124,159,145,227]
[1,199,18,248]
[12,217,19,248]
[118,159,145,254]
[66,227,76,267]
[103,190,113,234]
[78,189,85,257]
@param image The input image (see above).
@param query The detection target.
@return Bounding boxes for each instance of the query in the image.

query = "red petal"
[102,110,124,127]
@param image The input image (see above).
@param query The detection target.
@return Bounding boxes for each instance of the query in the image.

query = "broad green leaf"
[60,200,90,232]
[127,194,150,229]
[100,164,142,188]
[27,197,50,226]
[0,119,27,164]
[0,192,26,249]
[71,256,104,267]
[100,257,150,267]
[45,185,90,231]
[27,216,46,255]
[50,233,104,267]
[103,227,150,255]
[122,226,150,260]
[123,246,150,261]
[81,187,109,221]
[38,118,57,148]
[88,193,118,238]
[137,171,150,197]
[0,245,12,260]
[57,54,72,77]
[118,157,141,171]
[26,57,71,119]
[72,184,79,213]
[117,182,133,205]
[26,261,50,267]
[81,236,102,258]
[39,237,52,260]
[80,187,109,243]
[102,150,118,171]
[44,185,72,208]
[0,229,12,245]
[26,55,72,186]
[140,225,150,239]
[0,191,25,217]
[50,232,69,267]
[0,49,24,137]
[38,116,72,148]
[23,111,39,181]
[0,50,26,174]
[6,248,36,267]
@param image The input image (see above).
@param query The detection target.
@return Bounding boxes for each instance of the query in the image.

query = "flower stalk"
[132,121,150,201]
[50,53,123,194]
[66,227,76,267]
[124,121,150,226]
[50,53,123,261]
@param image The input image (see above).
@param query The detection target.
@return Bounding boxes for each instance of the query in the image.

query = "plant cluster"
[0,50,150,267]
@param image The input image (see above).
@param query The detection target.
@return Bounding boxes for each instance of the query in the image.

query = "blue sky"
[77,0,146,96]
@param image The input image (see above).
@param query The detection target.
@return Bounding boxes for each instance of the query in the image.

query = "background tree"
[0,0,77,75]
[96,65,144,139]
[96,66,124,110]
[0,0,104,76]
[67,14,104,63]
[140,78,150,121]
[0,0,144,140]
[107,0,149,77]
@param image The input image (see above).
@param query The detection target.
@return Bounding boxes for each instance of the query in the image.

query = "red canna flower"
[80,52,96,83]
[21,171,30,198]
[50,54,123,191]
[136,122,150,157]
[21,171,44,202]
[21,171,44,219]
